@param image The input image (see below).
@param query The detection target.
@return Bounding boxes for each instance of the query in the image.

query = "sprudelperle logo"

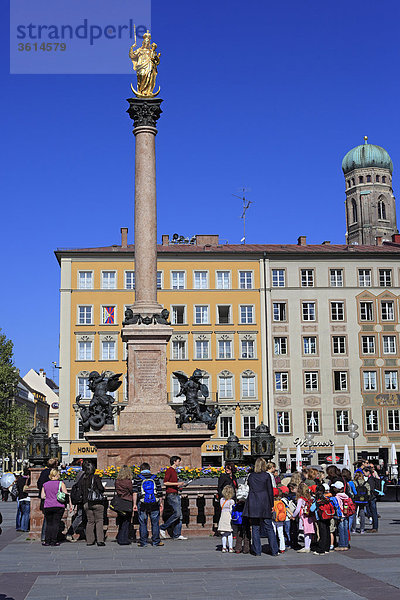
[10,0,151,74]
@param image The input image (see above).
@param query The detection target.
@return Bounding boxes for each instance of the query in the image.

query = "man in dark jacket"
[37,458,59,542]
[133,463,164,547]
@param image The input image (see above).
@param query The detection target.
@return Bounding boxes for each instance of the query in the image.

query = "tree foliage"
[0,328,31,456]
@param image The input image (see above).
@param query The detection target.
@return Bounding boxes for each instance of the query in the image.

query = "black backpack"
[70,480,83,505]
[354,483,369,505]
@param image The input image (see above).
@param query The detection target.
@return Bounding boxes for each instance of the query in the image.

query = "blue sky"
[1,0,400,377]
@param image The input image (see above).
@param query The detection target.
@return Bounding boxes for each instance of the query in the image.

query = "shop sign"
[294,438,334,448]
[205,443,249,452]
[70,442,96,456]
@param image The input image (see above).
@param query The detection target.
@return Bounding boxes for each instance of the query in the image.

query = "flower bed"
[60,465,251,481]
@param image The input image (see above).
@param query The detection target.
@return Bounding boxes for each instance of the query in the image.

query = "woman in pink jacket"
[291,482,315,553]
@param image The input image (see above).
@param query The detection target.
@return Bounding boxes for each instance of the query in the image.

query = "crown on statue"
[143,30,151,40]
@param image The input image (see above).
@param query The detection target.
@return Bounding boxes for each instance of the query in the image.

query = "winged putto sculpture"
[173,369,221,430]
[76,371,122,432]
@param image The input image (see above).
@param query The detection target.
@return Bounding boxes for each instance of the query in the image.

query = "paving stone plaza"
[1,501,399,600]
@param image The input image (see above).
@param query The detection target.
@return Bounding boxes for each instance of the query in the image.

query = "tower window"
[382,176,387,183]
[378,200,386,220]
[376,175,380,182]
[351,178,355,186]
[352,199,357,223]
[347,180,350,188]
[366,175,371,182]
[359,176,364,184]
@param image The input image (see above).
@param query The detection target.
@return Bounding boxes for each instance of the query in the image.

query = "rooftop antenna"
[232,187,252,244]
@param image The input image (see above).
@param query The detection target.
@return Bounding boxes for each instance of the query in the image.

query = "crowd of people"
[1,455,386,553]
[216,459,383,556]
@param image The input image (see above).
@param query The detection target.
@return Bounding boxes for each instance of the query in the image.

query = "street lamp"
[276,439,283,469]
[347,421,359,462]
[304,433,314,464]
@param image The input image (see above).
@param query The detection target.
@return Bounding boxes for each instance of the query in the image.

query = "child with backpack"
[280,485,294,548]
[353,471,371,534]
[331,480,355,551]
[291,482,315,553]
[272,488,287,553]
[217,485,235,552]
[311,484,335,555]
[132,462,164,547]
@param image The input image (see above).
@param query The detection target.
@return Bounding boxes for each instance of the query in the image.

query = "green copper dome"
[342,139,393,175]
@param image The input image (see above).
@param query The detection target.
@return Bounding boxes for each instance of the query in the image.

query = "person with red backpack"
[290,482,315,553]
[310,484,335,555]
[331,480,355,551]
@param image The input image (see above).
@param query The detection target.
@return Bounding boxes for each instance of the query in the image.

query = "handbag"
[57,481,67,504]
[110,494,132,515]
[236,477,249,501]
[87,476,105,505]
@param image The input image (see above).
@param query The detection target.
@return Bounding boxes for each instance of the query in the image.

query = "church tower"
[342,137,398,245]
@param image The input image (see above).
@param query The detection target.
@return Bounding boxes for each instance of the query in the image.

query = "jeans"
[67,506,83,536]
[349,513,355,533]
[138,507,161,545]
[368,497,379,530]
[116,512,132,545]
[283,520,291,545]
[357,505,366,531]
[160,494,182,538]
[338,517,349,547]
[251,518,279,556]
[16,500,30,531]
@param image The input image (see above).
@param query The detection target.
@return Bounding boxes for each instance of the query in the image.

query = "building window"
[352,199,358,223]
[125,271,135,289]
[303,337,317,355]
[334,371,348,392]
[102,306,116,325]
[195,340,209,359]
[220,416,233,438]
[243,415,256,437]
[171,271,185,289]
[272,269,285,287]
[275,372,288,392]
[359,176,364,184]
[241,340,254,359]
[101,271,116,289]
[241,373,256,397]
[194,271,208,289]
[381,300,394,321]
[276,411,290,434]
[78,271,93,289]
[382,176,387,183]
[218,374,233,398]
[301,269,314,287]
[306,411,320,433]
[218,340,232,359]
[102,340,116,360]
[332,336,346,354]
[331,301,344,321]
[195,305,209,324]
[383,335,396,354]
[358,269,371,287]
[273,302,287,322]
[216,271,231,289]
[78,376,91,399]
[240,305,254,324]
[366,175,371,183]
[365,409,379,432]
[217,306,231,324]
[304,371,319,391]
[77,418,85,440]
[53,418,59,428]
[302,302,316,321]
[336,410,350,433]
[385,371,398,391]
[157,271,162,290]
[362,336,376,354]
[274,337,287,355]
[360,301,373,321]
[379,269,392,287]
[239,271,253,289]
[171,305,185,324]
[78,306,93,325]
[376,175,380,182]
[78,341,92,360]
[363,371,377,391]
[172,340,186,360]
[388,409,400,432]
[378,200,386,220]
[330,269,343,287]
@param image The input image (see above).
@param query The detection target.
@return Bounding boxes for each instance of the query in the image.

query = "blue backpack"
[231,503,243,525]
[329,496,343,519]
[139,474,157,505]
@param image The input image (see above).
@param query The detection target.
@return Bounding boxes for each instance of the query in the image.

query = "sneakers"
[174,535,188,540]
[297,548,310,553]
[66,535,77,543]
[279,550,285,554]
[159,529,167,539]
[222,548,228,553]
[153,542,164,547]
[313,551,325,555]
[228,548,234,553]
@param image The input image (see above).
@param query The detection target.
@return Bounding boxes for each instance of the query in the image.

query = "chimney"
[195,234,219,246]
[297,235,307,246]
[392,233,400,244]
[121,227,128,248]
[322,241,331,245]
[39,369,46,379]
[376,236,383,246]
[162,234,169,246]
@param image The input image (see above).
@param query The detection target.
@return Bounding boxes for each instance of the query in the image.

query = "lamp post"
[304,432,314,465]
[276,439,283,470]
[251,423,276,463]
[223,434,244,464]
[347,421,359,462]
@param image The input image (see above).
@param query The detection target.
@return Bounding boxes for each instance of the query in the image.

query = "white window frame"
[194,305,209,324]
[239,270,254,289]
[101,270,117,289]
[276,411,291,434]
[241,339,255,359]
[272,269,285,287]
[336,410,350,433]
[274,337,288,355]
[303,336,317,355]
[388,409,400,432]
[358,269,371,287]
[239,305,255,324]
[360,301,374,321]
[363,371,377,391]
[304,371,319,391]
[302,302,316,321]
[101,340,116,360]
[332,336,346,355]
[216,270,231,290]
[218,374,233,399]
[171,270,186,290]
[78,376,91,399]
[301,269,314,287]
[379,269,392,287]
[306,410,320,433]
[242,415,257,437]
[78,270,93,289]
[78,340,93,360]
[241,372,256,398]
[383,335,396,354]
[172,340,187,360]
[171,305,186,325]
[219,416,234,438]
[275,372,289,392]
[334,371,348,392]
[365,409,379,432]
[331,301,344,321]
[78,305,93,325]
[381,301,394,321]
[330,269,343,287]
[218,339,232,359]
[157,270,163,290]
[273,302,287,322]
[193,270,209,290]
[125,270,135,290]
[195,340,210,360]
[362,336,376,354]
[385,371,398,391]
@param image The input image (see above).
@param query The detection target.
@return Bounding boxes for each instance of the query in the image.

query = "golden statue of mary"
[129,29,161,98]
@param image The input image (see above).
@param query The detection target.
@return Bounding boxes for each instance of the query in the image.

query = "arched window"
[378,199,386,220]
[352,199,358,223]
[359,176,364,184]
[351,178,355,186]
[366,175,371,182]
[347,180,351,188]
[376,175,380,182]
[382,176,387,183]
